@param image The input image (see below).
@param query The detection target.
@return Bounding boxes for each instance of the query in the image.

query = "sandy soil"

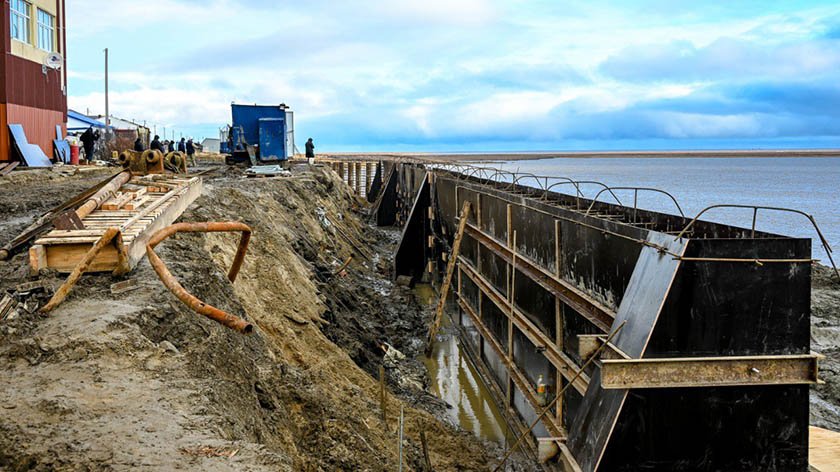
[0,163,534,471]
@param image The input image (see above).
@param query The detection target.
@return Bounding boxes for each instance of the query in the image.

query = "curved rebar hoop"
[507,173,547,194]
[487,169,516,188]
[674,204,838,279]
[585,187,685,217]
[542,177,583,200]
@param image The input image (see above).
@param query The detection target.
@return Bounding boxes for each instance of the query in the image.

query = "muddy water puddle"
[414,284,513,445]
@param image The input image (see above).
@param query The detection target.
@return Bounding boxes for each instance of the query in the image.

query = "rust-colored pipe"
[41,227,120,313]
[146,222,254,334]
[75,171,132,220]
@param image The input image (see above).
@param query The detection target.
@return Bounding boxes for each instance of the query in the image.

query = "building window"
[10,0,31,44]
[37,9,55,51]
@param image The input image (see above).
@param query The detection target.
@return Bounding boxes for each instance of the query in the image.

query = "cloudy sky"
[66,0,840,151]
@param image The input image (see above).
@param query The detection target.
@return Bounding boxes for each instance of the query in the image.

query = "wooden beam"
[427,200,471,348]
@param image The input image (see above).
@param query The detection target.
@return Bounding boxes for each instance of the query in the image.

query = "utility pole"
[104,48,110,134]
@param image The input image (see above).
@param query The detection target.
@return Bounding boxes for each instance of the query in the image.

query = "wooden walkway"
[811,426,840,472]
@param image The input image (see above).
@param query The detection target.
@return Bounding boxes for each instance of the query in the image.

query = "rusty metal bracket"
[146,222,254,334]
[600,353,823,389]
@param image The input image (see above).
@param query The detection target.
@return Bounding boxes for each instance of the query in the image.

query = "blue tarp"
[67,110,111,131]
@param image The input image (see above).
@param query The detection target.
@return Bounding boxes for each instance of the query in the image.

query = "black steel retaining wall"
[373,161,814,472]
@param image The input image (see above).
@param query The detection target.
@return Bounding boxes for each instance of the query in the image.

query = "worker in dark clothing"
[150,135,163,152]
[186,137,196,166]
[80,127,99,161]
[305,138,315,159]
[167,140,175,153]
[134,137,144,152]
[178,138,186,153]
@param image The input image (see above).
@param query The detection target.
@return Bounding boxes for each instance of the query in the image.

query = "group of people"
[134,135,197,163]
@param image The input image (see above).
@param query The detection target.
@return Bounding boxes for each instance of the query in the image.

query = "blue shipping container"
[230,104,293,162]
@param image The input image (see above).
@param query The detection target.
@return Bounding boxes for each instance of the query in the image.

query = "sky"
[66,0,840,152]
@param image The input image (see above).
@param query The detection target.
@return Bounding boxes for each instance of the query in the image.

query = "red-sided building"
[0,0,67,162]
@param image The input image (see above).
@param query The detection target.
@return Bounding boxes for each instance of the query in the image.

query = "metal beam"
[458,296,566,439]
[459,257,590,396]
[465,223,615,333]
[601,354,823,389]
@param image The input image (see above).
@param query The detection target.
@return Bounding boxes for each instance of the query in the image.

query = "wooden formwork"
[30,176,202,274]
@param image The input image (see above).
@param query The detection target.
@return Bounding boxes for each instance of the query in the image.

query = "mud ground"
[0,161,535,471]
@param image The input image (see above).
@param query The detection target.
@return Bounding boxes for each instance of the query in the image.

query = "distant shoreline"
[321,149,840,161]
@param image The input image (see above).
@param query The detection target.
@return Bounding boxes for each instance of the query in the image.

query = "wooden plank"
[35,236,104,244]
[123,186,147,198]
[39,229,106,238]
[124,195,150,210]
[125,179,203,269]
[810,426,840,472]
[44,243,120,273]
[101,192,134,210]
[29,245,47,273]
[0,161,19,176]
[426,200,471,347]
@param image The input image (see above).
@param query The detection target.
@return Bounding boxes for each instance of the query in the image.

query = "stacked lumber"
[30,176,202,274]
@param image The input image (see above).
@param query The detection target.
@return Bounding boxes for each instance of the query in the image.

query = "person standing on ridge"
[305,137,315,159]
[150,135,163,152]
[186,137,196,166]
[167,139,175,153]
[178,137,186,153]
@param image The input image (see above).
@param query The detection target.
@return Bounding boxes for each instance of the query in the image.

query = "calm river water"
[490,157,839,262]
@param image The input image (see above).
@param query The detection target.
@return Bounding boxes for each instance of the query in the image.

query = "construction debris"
[110,278,139,295]
[146,222,254,334]
[244,165,290,178]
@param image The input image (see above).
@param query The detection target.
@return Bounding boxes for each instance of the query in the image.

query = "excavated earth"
[0,162,538,472]
[0,161,838,472]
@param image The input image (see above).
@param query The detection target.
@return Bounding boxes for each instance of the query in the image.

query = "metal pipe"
[74,171,132,221]
[41,227,120,312]
[146,222,254,334]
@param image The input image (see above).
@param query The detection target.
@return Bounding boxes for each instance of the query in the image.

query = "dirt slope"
[0,165,506,471]
[810,264,840,431]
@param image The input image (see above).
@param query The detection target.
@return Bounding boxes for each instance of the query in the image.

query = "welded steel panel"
[568,232,688,472]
